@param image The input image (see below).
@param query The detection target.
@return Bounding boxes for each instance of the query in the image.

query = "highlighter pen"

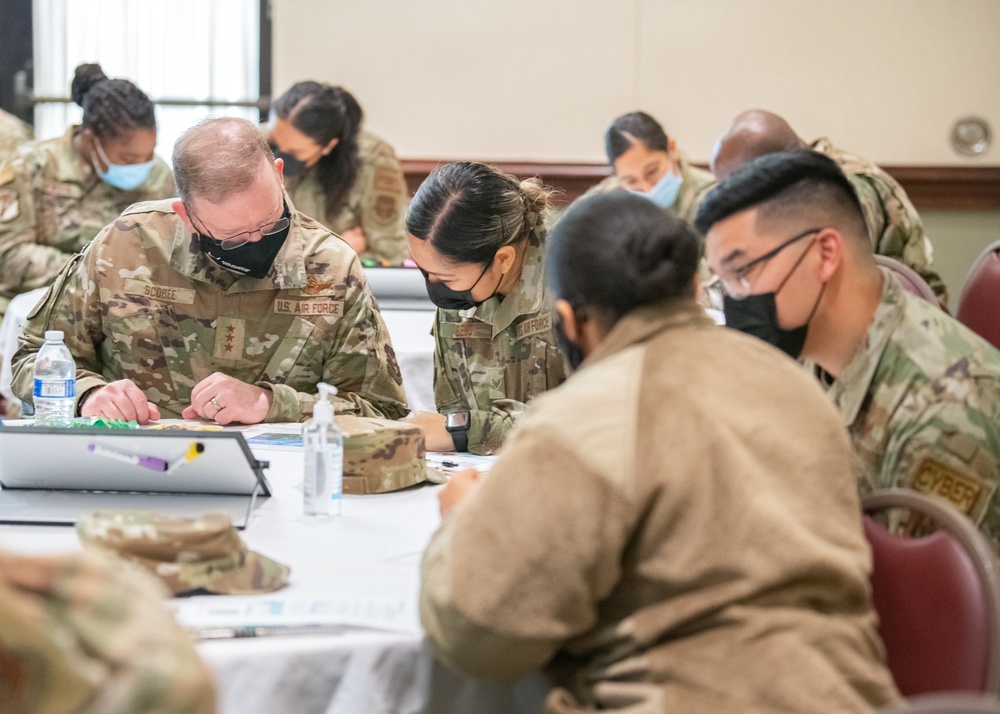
[87,443,169,472]
[185,443,205,462]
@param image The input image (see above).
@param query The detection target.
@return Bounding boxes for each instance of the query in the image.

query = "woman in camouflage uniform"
[268,82,410,265]
[405,162,568,455]
[0,63,174,316]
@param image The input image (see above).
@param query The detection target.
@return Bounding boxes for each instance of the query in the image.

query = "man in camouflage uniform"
[282,131,410,266]
[0,108,31,164]
[711,109,948,308]
[12,117,408,425]
[429,226,567,455]
[696,149,1000,549]
[0,125,175,317]
[0,548,215,713]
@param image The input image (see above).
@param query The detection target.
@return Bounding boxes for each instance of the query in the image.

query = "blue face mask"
[92,137,155,191]
[631,168,682,209]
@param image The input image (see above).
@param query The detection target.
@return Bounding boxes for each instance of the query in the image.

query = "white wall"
[273,0,1000,166]
[272,0,1000,302]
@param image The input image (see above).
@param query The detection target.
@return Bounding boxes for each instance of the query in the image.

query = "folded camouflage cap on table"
[77,510,290,595]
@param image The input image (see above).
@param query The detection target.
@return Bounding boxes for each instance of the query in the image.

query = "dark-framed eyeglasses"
[706,227,824,306]
[191,211,290,250]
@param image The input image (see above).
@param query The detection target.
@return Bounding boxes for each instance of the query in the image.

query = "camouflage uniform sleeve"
[881,396,1000,551]
[431,313,523,456]
[0,156,74,299]
[357,141,409,266]
[850,173,948,309]
[259,256,409,421]
[0,550,214,714]
[11,237,109,411]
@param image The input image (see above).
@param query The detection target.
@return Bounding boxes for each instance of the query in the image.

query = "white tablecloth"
[0,442,548,713]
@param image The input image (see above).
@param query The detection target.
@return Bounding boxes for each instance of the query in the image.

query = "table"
[0,441,548,713]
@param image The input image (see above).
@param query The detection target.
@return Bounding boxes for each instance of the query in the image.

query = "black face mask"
[420,262,502,311]
[198,219,291,280]
[553,312,586,371]
[271,146,307,177]
[723,282,826,360]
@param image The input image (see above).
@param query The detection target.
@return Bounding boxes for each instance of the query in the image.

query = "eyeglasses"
[190,206,290,250]
[705,227,823,307]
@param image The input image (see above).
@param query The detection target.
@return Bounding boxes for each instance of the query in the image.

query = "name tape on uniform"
[124,279,196,305]
[274,299,343,317]
[516,313,551,340]
[454,322,492,340]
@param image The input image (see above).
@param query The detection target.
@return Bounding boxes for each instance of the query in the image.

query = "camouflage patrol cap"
[76,510,290,595]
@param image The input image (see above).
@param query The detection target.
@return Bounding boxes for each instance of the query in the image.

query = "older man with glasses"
[11,117,408,425]
[695,148,1000,550]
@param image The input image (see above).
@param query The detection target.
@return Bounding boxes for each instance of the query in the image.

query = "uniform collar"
[827,268,905,425]
[809,136,834,154]
[54,125,101,187]
[170,195,310,291]
[585,297,715,367]
[458,228,548,337]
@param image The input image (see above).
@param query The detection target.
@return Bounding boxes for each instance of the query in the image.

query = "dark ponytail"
[406,161,554,267]
[605,111,669,165]
[71,63,156,140]
[273,81,363,220]
[547,190,698,323]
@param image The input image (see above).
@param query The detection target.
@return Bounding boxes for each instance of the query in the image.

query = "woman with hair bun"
[267,81,409,265]
[420,191,901,713]
[0,63,173,315]
[404,161,567,455]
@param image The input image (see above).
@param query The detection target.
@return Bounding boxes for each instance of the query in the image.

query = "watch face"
[446,411,470,431]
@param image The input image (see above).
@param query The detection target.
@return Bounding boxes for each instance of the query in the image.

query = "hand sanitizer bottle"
[302,383,343,519]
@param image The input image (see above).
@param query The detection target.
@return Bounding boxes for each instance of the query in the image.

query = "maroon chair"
[957,240,1000,351]
[863,489,1000,697]
[875,255,939,305]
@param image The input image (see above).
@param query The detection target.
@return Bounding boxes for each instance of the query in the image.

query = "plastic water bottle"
[33,330,76,426]
[303,383,343,519]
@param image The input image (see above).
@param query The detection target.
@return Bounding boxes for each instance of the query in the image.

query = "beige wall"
[273,0,1000,299]
[274,0,1000,166]
[925,211,1000,310]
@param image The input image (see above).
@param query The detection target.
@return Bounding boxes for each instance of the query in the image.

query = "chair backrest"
[875,255,939,305]
[863,489,1000,697]
[957,239,1000,351]
[878,692,1000,713]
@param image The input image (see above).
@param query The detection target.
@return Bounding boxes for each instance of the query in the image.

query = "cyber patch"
[911,457,992,518]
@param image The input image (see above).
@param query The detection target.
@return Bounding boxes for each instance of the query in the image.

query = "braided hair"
[70,63,156,141]
[273,81,363,220]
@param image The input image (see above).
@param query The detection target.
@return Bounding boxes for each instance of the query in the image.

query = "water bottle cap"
[44,330,64,342]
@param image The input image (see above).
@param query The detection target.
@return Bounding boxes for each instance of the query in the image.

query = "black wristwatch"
[444,410,471,452]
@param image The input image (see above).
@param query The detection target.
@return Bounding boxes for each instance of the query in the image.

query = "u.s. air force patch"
[0,188,19,222]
